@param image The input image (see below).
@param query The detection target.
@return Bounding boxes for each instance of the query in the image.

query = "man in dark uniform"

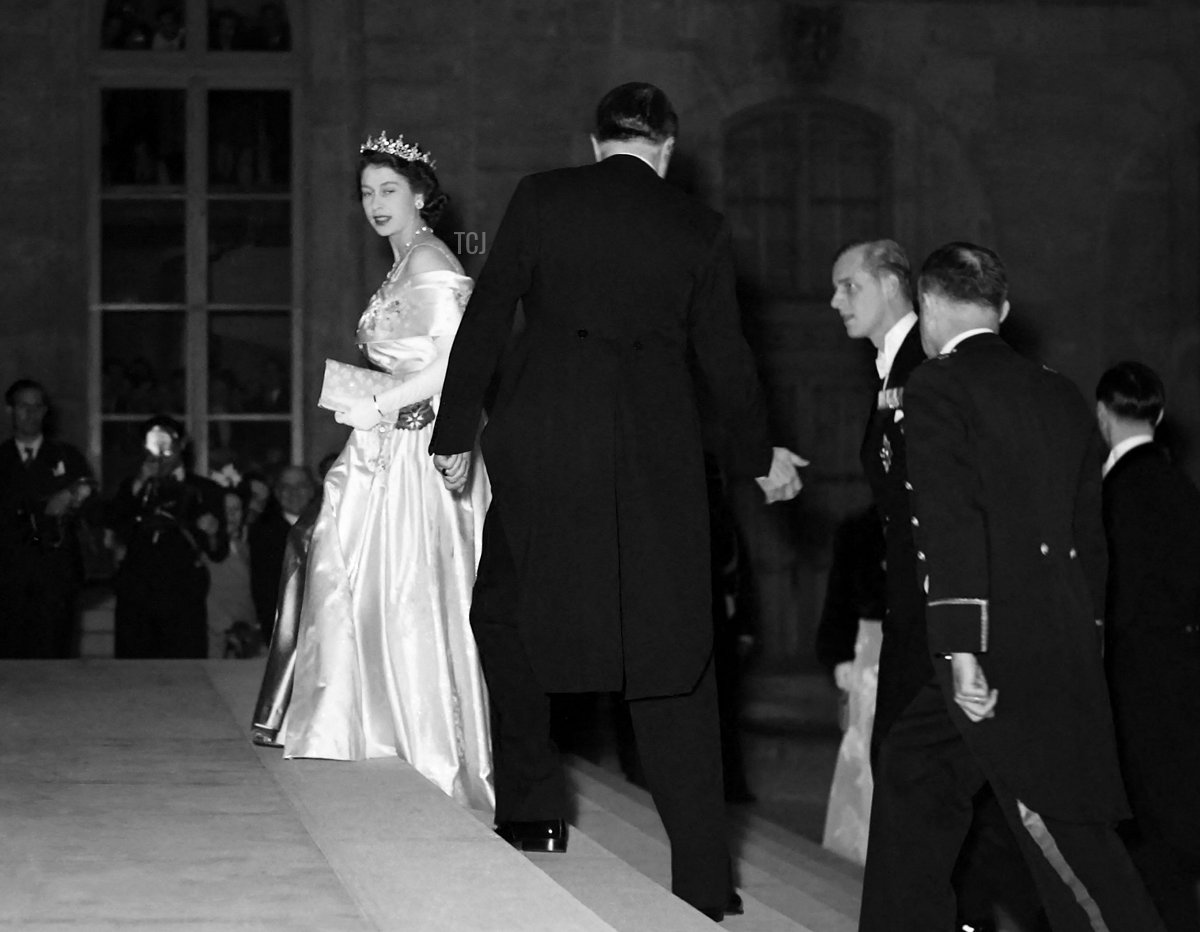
[1096,361,1200,931]
[106,416,227,658]
[832,241,1044,931]
[0,379,93,657]
[429,82,805,921]
[860,241,1165,931]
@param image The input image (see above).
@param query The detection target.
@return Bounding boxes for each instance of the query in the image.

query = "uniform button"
[1040,543,1050,555]
[904,481,913,491]
[1069,547,1077,559]
[632,340,643,351]
[910,516,919,527]
[577,329,588,339]
[917,551,926,561]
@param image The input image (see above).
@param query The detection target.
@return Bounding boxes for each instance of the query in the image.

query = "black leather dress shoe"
[698,891,744,922]
[250,726,282,748]
[494,819,568,853]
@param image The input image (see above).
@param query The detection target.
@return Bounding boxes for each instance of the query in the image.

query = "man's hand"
[833,660,854,693]
[335,397,386,431]
[434,452,471,492]
[949,652,998,722]
[755,447,809,504]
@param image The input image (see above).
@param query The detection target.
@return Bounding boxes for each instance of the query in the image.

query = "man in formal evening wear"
[0,379,93,658]
[107,416,228,658]
[249,464,315,643]
[833,241,1043,930]
[859,242,1165,932]
[1096,361,1200,931]
[429,82,805,921]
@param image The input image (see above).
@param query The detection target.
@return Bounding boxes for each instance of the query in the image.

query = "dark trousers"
[0,546,80,658]
[861,679,1166,932]
[470,509,731,912]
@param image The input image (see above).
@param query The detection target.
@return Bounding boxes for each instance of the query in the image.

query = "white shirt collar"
[939,327,995,356]
[876,312,917,383]
[1102,434,1154,478]
[17,435,43,459]
[282,511,300,526]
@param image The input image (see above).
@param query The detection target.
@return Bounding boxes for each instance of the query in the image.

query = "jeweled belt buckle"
[395,399,435,430]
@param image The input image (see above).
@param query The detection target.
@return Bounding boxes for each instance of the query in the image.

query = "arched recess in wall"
[721,96,893,669]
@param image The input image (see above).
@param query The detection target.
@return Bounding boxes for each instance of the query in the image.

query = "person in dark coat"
[0,379,94,658]
[248,464,315,642]
[107,415,228,658]
[1096,361,1200,932]
[859,241,1165,932]
[429,82,805,921]
[831,241,1045,930]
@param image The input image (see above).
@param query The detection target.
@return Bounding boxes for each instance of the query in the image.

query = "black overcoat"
[431,154,772,699]
[1102,442,1200,852]
[858,323,933,759]
[904,332,1127,823]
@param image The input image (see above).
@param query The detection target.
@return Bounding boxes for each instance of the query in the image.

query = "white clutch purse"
[317,359,400,413]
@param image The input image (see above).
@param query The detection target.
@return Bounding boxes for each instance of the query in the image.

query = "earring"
[415,199,424,210]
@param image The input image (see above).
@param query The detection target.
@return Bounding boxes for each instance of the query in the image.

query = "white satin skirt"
[822,618,883,865]
[282,410,494,812]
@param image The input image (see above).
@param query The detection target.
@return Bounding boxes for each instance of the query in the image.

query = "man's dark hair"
[594,82,678,144]
[834,238,913,305]
[5,378,46,407]
[917,241,1008,312]
[1096,361,1165,424]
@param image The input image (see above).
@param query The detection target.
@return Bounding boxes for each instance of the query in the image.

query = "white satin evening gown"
[282,241,493,811]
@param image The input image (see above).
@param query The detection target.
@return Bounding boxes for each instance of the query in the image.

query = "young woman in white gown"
[279,133,493,811]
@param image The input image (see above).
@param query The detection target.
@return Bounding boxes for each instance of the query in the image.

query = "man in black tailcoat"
[1096,361,1200,932]
[106,416,227,658]
[860,241,1165,932]
[0,379,94,658]
[429,82,805,921]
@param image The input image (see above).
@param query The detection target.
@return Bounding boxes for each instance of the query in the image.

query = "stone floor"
[0,659,860,931]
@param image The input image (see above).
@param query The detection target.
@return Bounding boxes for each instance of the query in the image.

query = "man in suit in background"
[1096,361,1200,931]
[832,241,1043,931]
[860,242,1164,931]
[0,379,93,658]
[249,464,316,644]
[430,82,805,921]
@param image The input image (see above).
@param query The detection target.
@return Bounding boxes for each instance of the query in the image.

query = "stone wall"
[1,0,1197,667]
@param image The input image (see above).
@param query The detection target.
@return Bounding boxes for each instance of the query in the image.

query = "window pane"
[208,90,291,192]
[101,200,186,303]
[208,420,291,477]
[208,1,292,51]
[101,312,186,415]
[208,200,292,304]
[101,0,185,51]
[208,312,291,413]
[101,89,185,187]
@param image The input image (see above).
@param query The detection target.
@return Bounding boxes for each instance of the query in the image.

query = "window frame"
[85,1,303,489]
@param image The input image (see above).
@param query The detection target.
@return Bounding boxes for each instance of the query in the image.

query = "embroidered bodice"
[356,240,472,378]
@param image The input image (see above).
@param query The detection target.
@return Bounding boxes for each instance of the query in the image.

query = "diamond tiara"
[360,131,437,169]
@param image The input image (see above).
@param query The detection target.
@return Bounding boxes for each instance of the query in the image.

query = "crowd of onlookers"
[101,1,291,53]
[0,377,328,661]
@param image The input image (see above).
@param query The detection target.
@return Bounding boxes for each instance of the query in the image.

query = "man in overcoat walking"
[859,242,1165,931]
[430,82,804,920]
